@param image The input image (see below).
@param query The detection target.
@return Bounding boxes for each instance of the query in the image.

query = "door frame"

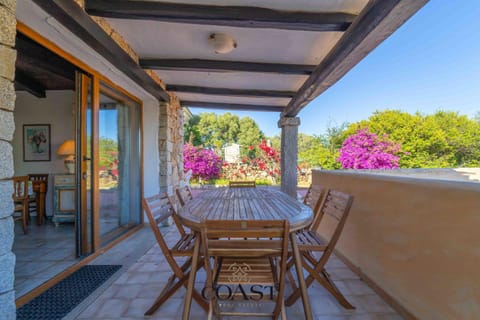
[17,22,145,254]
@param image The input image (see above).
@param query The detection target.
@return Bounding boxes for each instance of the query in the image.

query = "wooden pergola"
[33,0,428,197]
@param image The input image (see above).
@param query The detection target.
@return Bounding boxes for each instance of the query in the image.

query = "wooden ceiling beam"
[283,0,429,117]
[167,85,295,98]
[85,0,356,32]
[15,71,47,98]
[16,34,75,81]
[141,59,314,75]
[181,101,283,112]
[32,0,170,102]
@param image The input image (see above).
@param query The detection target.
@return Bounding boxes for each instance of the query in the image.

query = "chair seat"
[216,257,276,285]
[170,233,196,256]
[295,230,327,251]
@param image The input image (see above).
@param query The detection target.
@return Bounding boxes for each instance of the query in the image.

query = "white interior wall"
[13,91,75,216]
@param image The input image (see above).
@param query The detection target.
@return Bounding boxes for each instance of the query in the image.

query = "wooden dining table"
[177,187,314,320]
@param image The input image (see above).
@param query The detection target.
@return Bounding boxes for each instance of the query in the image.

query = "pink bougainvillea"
[338,129,401,169]
[183,144,223,180]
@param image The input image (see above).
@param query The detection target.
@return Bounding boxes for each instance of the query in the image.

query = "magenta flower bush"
[184,144,223,180]
[338,129,401,169]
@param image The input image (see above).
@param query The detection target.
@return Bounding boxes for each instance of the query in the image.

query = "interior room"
[12,32,79,298]
[11,31,144,299]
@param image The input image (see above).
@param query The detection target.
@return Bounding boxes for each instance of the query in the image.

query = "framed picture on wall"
[23,124,51,162]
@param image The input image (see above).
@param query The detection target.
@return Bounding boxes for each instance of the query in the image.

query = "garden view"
[184,109,480,185]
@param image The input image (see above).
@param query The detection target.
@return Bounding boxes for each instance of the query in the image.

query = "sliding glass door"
[77,76,142,253]
[98,82,141,244]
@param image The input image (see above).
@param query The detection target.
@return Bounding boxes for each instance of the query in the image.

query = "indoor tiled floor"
[13,218,79,298]
[69,224,403,320]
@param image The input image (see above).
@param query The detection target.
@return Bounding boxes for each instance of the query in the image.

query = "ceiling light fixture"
[209,33,237,54]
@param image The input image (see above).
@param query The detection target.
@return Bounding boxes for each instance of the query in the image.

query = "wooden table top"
[177,187,313,232]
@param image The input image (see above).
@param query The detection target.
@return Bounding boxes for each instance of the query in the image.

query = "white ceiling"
[101,0,370,111]
[86,0,426,114]
[153,70,308,91]
[108,20,344,65]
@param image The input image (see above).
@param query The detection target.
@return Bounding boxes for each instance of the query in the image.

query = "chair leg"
[280,300,287,320]
[145,273,183,315]
[319,269,355,309]
[286,260,354,310]
[182,235,201,320]
[22,202,28,234]
[290,233,313,320]
[145,259,208,316]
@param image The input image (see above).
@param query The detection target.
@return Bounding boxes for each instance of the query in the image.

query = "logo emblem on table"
[228,262,252,283]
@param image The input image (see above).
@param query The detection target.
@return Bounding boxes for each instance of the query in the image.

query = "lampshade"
[57,140,75,156]
[57,140,75,174]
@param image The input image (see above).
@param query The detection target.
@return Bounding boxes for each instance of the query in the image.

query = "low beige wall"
[313,170,480,320]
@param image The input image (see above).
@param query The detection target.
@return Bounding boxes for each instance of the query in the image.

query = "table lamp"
[57,140,75,174]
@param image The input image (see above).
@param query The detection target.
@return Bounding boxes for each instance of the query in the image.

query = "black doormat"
[17,264,122,320]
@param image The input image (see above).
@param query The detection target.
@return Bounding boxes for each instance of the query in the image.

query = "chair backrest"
[228,180,256,188]
[142,193,188,268]
[12,176,29,202]
[202,219,289,257]
[29,174,49,192]
[303,184,325,230]
[201,219,290,317]
[176,185,193,207]
[314,189,354,265]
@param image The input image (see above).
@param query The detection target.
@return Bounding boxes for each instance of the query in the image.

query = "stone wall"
[158,95,184,197]
[0,0,17,318]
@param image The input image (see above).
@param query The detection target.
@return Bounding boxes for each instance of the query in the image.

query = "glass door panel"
[98,82,141,244]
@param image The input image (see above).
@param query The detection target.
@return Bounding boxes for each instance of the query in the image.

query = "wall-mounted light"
[57,140,75,174]
[209,33,237,54]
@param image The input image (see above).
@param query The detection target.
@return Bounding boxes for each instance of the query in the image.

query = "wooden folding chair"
[200,220,290,320]
[12,176,35,234]
[176,185,193,207]
[142,193,208,315]
[228,180,256,188]
[286,189,355,309]
[285,184,325,287]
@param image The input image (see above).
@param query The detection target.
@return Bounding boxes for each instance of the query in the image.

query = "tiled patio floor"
[68,224,403,320]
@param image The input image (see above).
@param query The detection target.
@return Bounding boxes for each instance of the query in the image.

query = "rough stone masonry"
[0,0,17,318]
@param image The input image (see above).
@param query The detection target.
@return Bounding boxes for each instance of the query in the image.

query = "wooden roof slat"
[181,101,283,112]
[167,85,295,98]
[32,0,170,102]
[85,0,356,32]
[140,59,315,75]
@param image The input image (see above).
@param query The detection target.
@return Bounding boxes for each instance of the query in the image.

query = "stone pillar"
[0,1,17,319]
[158,97,184,197]
[278,117,300,198]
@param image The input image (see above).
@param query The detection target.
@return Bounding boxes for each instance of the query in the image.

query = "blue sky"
[191,1,480,137]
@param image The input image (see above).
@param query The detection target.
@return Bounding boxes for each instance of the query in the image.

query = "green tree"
[345,110,480,168]
[184,113,265,155]
[298,135,341,170]
[238,117,264,156]
[184,114,201,145]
